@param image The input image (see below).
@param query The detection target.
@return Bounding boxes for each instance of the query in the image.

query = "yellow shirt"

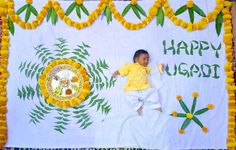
[118,63,151,92]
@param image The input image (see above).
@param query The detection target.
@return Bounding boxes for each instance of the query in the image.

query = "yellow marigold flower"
[186,0,194,8]
[224,1,232,7]
[207,104,214,110]
[186,113,193,119]
[149,7,157,17]
[176,95,182,101]
[202,126,208,133]
[76,0,83,5]
[130,0,137,5]
[171,111,178,117]
[26,0,32,4]
[187,23,193,32]
[179,129,184,134]
[192,92,198,98]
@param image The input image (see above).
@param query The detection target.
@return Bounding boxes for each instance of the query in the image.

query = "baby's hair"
[133,49,149,62]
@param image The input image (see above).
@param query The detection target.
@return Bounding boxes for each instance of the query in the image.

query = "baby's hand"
[112,70,120,78]
[158,64,165,74]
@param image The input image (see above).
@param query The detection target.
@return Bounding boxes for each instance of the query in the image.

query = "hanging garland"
[0,0,235,148]
[6,0,225,32]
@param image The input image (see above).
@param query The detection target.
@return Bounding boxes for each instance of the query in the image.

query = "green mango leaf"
[181,119,191,130]
[216,11,223,36]
[179,100,190,113]
[135,4,147,17]
[156,7,164,27]
[80,4,89,16]
[193,4,206,17]
[8,17,15,35]
[122,4,131,17]
[191,98,197,113]
[192,116,203,128]
[51,8,58,25]
[25,6,32,22]
[188,8,194,23]
[131,5,141,20]
[175,5,187,15]
[16,4,27,15]
[76,5,81,19]
[105,6,112,24]
[194,108,209,115]
[28,4,38,16]
[65,2,76,16]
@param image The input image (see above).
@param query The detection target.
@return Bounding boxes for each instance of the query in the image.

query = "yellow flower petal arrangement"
[170,92,214,134]
[38,59,90,108]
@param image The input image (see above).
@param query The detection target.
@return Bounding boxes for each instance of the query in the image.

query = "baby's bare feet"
[137,107,143,115]
[155,108,162,112]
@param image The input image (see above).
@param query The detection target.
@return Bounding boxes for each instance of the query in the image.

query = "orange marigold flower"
[207,103,214,110]
[186,0,194,8]
[76,0,83,5]
[179,129,184,134]
[202,126,208,133]
[26,0,32,4]
[131,0,137,5]
[176,95,182,101]
[171,111,178,117]
[192,92,199,98]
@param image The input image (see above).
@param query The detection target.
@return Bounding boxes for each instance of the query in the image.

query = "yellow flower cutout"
[38,59,90,108]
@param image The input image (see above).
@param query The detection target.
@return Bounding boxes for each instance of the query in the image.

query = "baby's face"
[136,54,149,67]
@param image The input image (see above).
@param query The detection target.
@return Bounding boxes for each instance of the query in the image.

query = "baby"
[112,49,164,115]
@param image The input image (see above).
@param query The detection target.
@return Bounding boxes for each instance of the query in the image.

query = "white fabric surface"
[6,0,227,149]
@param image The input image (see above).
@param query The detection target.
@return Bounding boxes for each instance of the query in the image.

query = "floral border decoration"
[0,0,235,148]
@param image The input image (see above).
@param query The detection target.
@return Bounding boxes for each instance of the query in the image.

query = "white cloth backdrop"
[6,0,227,149]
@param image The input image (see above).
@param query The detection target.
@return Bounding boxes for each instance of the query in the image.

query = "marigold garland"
[0,0,234,148]
[5,0,225,31]
[38,59,90,108]
[0,0,9,147]
[222,1,236,148]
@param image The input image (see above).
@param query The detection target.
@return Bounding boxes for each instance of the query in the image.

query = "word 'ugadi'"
[163,40,222,79]
[165,63,220,79]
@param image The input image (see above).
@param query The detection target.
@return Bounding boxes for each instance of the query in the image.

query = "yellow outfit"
[118,63,151,92]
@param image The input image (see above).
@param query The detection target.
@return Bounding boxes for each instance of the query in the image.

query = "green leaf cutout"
[122,4,131,16]
[76,5,81,19]
[181,119,191,130]
[80,4,89,16]
[188,8,194,23]
[193,4,206,17]
[25,6,31,22]
[175,5,187,15]
[216,11,223,36]
[28,4,38,16]
[8,17,15,35]
[131,5,141,20]
[16,4,27,15]
[65,2,76,16]
[135,4,147,17]
[156,7,164,27]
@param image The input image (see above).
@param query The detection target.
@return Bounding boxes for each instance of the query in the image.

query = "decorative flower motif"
[171,92,214,134]
[39,59,90,108]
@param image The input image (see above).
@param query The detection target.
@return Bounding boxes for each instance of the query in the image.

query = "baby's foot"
[137,106,143,115]
[155,108,162,112]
